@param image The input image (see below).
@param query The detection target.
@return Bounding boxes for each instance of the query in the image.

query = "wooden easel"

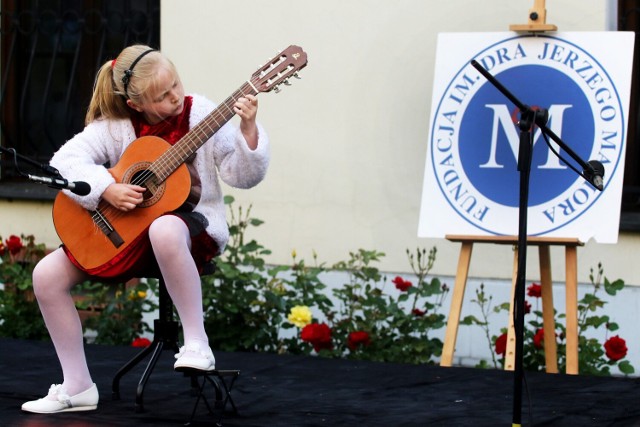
[439,235,583,374]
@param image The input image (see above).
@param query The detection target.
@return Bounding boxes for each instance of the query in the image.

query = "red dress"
[64,96,219,281]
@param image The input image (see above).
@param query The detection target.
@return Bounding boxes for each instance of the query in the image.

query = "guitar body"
[52,136,191,270]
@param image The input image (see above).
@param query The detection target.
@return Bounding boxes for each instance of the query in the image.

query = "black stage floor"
[1,338,639,426]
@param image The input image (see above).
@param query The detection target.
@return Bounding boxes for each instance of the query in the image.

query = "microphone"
[26,173,91,196]
[583,160,604,191]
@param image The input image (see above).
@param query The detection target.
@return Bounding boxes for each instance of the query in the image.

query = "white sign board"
[418,32,634,243]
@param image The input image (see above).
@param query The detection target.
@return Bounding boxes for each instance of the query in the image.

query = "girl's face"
[127,66,185,125]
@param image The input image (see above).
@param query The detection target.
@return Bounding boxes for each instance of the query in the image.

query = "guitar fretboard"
[151,81,258,182]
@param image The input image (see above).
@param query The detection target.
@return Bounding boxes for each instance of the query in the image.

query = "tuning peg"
[283,79,291,86]
[274,85,281,93]
[293,72,302,79]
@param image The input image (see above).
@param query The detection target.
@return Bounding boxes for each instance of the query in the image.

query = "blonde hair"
[85,45,179,125]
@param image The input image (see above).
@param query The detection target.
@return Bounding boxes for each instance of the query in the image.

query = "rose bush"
[0,233,155,345]
[0,234,49,340]
[464,264,635,376]
[200,197,449,365]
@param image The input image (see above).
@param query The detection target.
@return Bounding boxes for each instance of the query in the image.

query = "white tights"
[32,215,208,397]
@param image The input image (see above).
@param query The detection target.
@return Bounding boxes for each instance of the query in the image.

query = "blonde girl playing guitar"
[22,44,270,414]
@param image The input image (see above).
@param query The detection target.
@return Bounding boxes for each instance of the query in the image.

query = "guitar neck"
[153,81,258,181]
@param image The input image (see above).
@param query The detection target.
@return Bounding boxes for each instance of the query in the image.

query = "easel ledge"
[445,234,582,247]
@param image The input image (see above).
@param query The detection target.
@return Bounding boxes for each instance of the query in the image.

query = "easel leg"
[539,245,558,373]
[505,248,518,371]
[565,246,579,374]
[440,242,473,367]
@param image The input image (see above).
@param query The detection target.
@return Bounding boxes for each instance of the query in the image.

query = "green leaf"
[604,278,624,296]
[460,315,485,326]
[618,360,635,375]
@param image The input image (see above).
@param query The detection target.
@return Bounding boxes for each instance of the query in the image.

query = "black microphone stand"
[469,59,603,427]
[0,145,61,176]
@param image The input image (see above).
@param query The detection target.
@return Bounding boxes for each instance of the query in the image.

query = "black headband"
[121,49,156,97]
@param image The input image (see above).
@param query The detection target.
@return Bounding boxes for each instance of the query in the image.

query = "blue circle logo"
[429,35,625,235]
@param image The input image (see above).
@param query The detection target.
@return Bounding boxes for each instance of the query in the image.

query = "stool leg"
[111,277,181,411]
[441,242,473,367]
[135,340,167,412]
[112,340,158,400]
[539,245,558,373]
[186,375,208,426]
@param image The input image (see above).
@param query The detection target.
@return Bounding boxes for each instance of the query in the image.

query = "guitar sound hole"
[131,169,157,198]
[124,166,165,208]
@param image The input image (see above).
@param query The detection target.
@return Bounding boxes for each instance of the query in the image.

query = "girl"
[21,44,270,414]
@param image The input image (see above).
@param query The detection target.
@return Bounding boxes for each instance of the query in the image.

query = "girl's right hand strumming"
[102,183,146,211]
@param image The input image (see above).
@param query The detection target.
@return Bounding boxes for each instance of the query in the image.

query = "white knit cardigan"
[50,93,270,252]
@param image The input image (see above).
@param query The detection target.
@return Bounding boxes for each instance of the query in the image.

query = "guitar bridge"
[91,209,124,248]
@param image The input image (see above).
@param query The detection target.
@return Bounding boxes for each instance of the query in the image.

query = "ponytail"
[85,61,130,125]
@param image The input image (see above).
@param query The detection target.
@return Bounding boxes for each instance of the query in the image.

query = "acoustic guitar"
[52,45,307,270]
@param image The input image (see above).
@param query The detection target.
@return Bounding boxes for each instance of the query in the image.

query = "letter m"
[480,104,572,170]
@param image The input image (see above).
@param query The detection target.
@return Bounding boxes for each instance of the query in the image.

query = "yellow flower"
[287,305,312,328]
[127,290,147,301]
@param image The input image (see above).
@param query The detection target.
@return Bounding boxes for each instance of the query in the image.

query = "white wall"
[1,0,635,289]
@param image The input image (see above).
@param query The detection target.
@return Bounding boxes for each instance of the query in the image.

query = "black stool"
[111,277,183,412]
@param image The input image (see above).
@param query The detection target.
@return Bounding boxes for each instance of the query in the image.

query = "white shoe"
[22,383,99,414]
[174,342,216,372]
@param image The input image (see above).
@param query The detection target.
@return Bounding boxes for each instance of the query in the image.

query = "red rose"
[527,283,542,298]
[0,241,5,256]
[392,276,412,292]
[495,333,507,356]
[5,235,24,255]
[347,331,371,351]
[533,329,545,349]
[131,337,151,348]
[524,301,531,314]
[301,323,332,352]
[412,308,426,317]
[604,335,628,361]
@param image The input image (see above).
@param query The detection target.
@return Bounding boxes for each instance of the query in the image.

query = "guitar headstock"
[251,45,308,93]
